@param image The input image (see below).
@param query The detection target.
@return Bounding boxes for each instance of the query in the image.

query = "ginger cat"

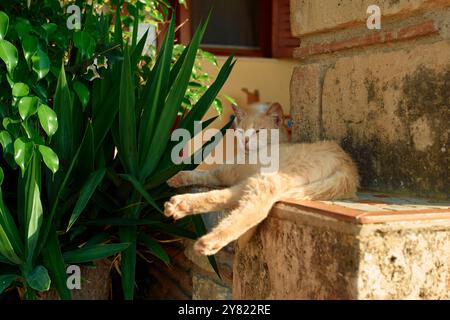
[164,103,359,256]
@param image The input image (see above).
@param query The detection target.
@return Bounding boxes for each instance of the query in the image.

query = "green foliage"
[0,0,234,300]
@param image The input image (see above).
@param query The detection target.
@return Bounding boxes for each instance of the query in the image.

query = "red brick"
[294,21,439,59]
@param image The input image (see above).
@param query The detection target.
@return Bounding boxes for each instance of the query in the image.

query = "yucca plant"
[0,3,130,299]
[84,9,235,299]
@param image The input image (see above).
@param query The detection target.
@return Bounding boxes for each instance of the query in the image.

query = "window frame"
[172,0,273,58]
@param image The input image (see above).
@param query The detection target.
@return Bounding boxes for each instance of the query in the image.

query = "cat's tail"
[289,171,359,201]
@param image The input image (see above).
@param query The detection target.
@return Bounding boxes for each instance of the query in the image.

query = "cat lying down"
[164,103,359,256]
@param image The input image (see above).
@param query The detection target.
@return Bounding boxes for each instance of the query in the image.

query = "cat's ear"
[231,104,246,122]
[266,103,284,126]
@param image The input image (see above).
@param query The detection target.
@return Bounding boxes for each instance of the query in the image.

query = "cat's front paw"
[167,171,190,188]
[164,195,191,220]
[194,235,226,256]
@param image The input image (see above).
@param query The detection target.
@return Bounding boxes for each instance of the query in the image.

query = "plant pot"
[39,259,112,300]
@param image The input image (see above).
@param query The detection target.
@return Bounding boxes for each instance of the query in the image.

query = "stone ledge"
[234,193,450,299]
[279,193,450,224]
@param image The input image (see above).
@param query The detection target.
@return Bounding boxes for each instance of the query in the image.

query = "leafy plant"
[0,0,234,300]
[0,2,130,299]
[84,5,235,299]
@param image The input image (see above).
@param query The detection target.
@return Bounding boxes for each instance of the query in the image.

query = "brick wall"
[290,0,450,199]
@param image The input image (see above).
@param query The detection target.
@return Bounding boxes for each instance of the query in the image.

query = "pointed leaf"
[0,39,18,74]
[117,48,137,176]
[0,11,9,40]
[42,23,57,35]
[22,35,38,65]
[0,130,13,154]
[73,31,96,59]
[13,137,33,175]
[53,65,74,162]
[0,274,18,294]
[139,233,170,263]
[18,96,38,120]
[31,47,50,80]
[67,169,106,231]
[22,153,43,263]
[38,145,59,174]
[140,16,210,179]
[138,17,175,173]
[41,230,71,299]
[192,215,221,279]
[73,81,90,111]
[63,243,130,264]
[0,194,23,264]
[120,174,162,214]
[131,28,149,67]
[25,265,50,292]
[37,104,58,137]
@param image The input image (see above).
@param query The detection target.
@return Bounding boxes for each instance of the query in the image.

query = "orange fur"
[164,103,360,256]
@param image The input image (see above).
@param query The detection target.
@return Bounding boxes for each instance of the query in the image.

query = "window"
[171,0,299,58]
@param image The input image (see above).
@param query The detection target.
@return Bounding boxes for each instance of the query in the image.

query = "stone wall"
[234,200,450,299]
[290,0,450,198]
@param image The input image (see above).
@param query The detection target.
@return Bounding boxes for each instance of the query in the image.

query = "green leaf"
[18,96,38,120]
[38,145,59,174]
[119,230,137,300]
[114,5,123,46]
[131,28,149,67]
[0,130,13,154]
[86,217,160,227]
[0,193,23,264]
[21,153,43,264]
[31,47,50,80]
[12,83,30,97]
[223,94,237,106]
[73,30,96,59]
[25,265,50,292]
[13,137,33,175]
[201,50,218,67]
[41,229,71,299]
[0,253,13,264]
[14,18,31,39]
[178,55,235,131]
[37,104,58,137]
[120,174,162,214]
[22,35,38,65]
[67,169,106,231]
[0,39,18,74]
[63,243,130,264]
[138,17,175,178]
[192,215,221,279]
[73,81,90,111]
[37,125,90,258]
[139,233,170,263]
[53,65,74,162]
[117,48,138,176]
[0,167,3,185]
[0,274,18,294]
[42,23,57,35]
[140,15,210,179]
[0,11,9,40]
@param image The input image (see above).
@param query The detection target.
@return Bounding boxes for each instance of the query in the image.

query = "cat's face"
[232,103,289,152]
